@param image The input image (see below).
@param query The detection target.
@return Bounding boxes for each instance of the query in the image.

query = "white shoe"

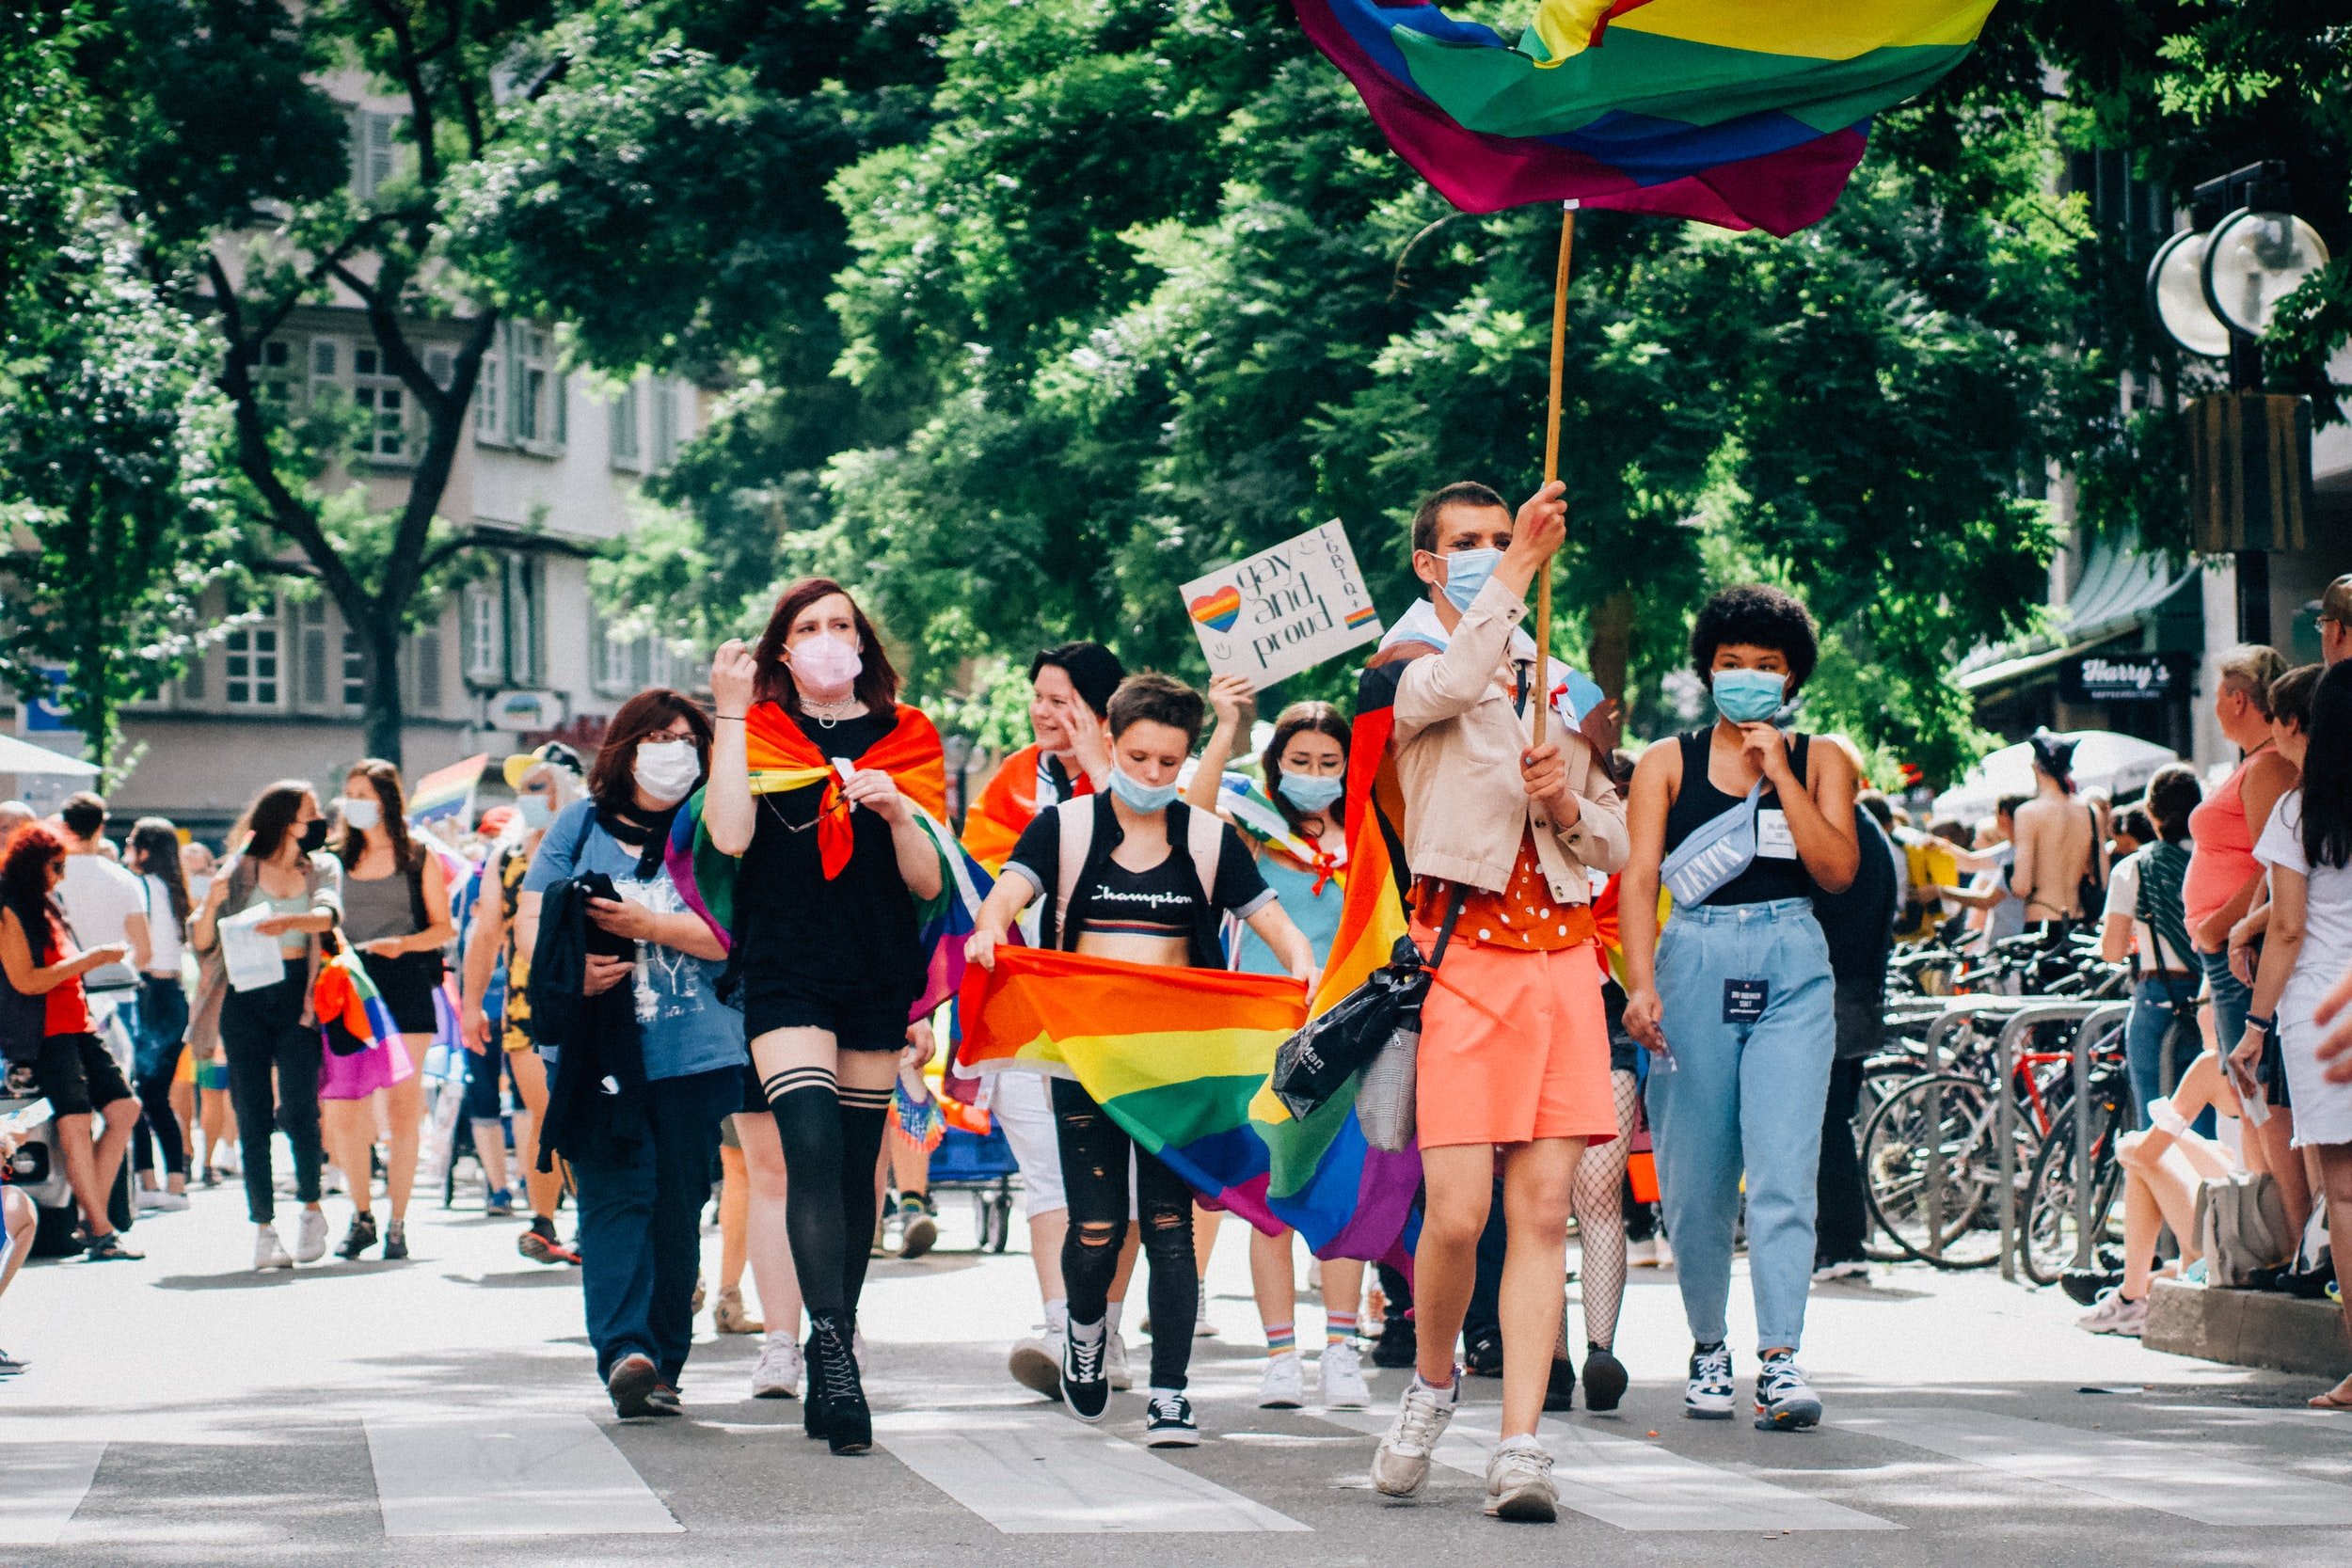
[138,1189,191,1213]
[1811,1259,1869,1283]
[751,1338,803,1399]
[1195,1283,1216,1338]
[293,1208,328,1263]
[1626,1236,1661,1267]
[1483,1436,1558,1522]
[2075,1287,2149,1337]
[1105,1333,1134,1392]
[1319,1341,1371,1410]
[1685,1341,1735,1420]
[1371,1375,1458,1497]
[1259,1351,1306,1409]
[1009,1333,1064,1400]
[254,1225,294,1271]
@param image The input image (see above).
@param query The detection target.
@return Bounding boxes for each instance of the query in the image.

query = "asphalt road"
[3,1174,2347,1566]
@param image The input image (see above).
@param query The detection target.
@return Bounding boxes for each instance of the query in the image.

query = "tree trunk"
[356,607,406,766]
[1585,588,1634,753]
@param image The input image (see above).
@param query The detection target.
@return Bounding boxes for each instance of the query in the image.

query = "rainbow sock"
[1265,1322,1295,1357]
[1326,1311,1359,1345]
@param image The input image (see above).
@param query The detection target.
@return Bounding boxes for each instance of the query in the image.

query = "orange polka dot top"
[1415,831,1597,952]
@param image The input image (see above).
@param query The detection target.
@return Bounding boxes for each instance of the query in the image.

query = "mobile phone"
[579,871,636,961]
[2226,1054,2270,1126]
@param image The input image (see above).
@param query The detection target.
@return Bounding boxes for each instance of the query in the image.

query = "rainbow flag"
[960,947,1422,1266]
[407,752,487,826]
[314,940,401,1055]
[1293,0,1995,233]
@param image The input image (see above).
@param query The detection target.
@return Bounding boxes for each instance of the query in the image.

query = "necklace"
[803,696,860,730]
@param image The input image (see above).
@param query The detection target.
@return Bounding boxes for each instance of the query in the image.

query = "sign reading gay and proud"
[1180,521,1382,689]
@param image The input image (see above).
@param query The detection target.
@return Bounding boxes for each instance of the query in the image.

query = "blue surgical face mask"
[515,793,554,832]
[1278,773,1345,815]
[1437,546,1503,612]
[1107,764,1180,815]
[1710,667,1788,725]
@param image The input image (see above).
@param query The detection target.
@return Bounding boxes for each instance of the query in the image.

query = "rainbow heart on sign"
[1189,586,1242,634]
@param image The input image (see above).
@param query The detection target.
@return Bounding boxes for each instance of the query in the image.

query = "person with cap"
[2008,729,2106,931]
[458,742,587,1264]
[2312,574,2352,669]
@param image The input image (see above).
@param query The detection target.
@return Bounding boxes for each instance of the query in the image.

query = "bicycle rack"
[1912,999,2034,1265]
[1989,1002,2107,1282]
[2068,1003,2130,1273]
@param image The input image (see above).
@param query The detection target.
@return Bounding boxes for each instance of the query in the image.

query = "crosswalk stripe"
[1311,1408,1899,1531]
[363,1415,683,1537]
[1846,1407,2352,1527]
[0,1442,106,1545]
[874,1407,1311,1533]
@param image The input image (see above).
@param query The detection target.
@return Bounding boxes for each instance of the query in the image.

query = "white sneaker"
[1259,1351,1306,1409]
[1685,1341,1735,1420]
[1105,1333,1133,1392]
[1319,1341,1371,1410]
[751,1338,803,1399]
[1626,1236,1661,1267]
[2075,1287,2149,1337]
[1009,1333,1064,1400]
[1753,1351,1823,1431]
[1371,1375,1458,1497]
[139,1190,191,1213]
[1195,1282,1216,1338]
[254,1225,294,1271]
[293,1208,328,1263]
[1483,1436,1558,1522]
[1811,1259,1869,1283]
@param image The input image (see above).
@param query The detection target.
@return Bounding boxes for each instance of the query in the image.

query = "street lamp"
[2146,160,2328,645]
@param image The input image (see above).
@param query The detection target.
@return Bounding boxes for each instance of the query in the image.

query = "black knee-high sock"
[836,1085,891,1317]
[766,1065,848,1315]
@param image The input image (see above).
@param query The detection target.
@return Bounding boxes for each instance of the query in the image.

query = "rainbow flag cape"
[1214,773,1344,893]
[1293,0,1995,233]
[407,752,486,826]
[960,946,1422,1265]
[665,701,993,1024]
[961,744,1093,873]
[314,940,401,1054]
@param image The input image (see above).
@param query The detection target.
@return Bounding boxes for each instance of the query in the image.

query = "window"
[476,351,504,445]
[650,379,678,469]
[310,339,341,408]
[300,601,329,706]
[599,626,633,692]
[224,611,281,709]
[353,110,400,200]
[463,579,502,683]
[508,325,554,448]
[503,555,542,685]
[609,380,641,469]
[351,345,406,460]
[405,624,444,714]
[250,339,295,408]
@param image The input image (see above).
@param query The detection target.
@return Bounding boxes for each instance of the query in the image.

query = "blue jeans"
[2201,945,2252,1063]
[1645,898,1836,1354]
[570,1067,738,1386]
[2123,974,2204,1132]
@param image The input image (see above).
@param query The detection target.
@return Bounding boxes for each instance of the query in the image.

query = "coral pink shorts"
[1410,932,1616,1149]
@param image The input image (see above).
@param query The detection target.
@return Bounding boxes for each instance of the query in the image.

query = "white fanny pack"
[1658,784,1762,908]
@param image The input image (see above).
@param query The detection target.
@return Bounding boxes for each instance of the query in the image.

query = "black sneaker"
[82,1231,142,1262]
[646,1383,684,1418]
[1753,1351,1822,1432]
[1060,1322,1112,1422]
[382,1220,408,1260]
[1581,1345,1629,1413]
[608,1353,661,1418]
[337,1212,378,1260]
[1464,1327,1504,1378]
[1144,1390,1200,1448]
[1371,1313,1418,1369]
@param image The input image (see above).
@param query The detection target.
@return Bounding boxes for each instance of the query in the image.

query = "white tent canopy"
[1933,731,2178,824]
[0,733,101,780]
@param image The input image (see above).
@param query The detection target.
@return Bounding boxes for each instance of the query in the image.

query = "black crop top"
[1661,729,1818,907]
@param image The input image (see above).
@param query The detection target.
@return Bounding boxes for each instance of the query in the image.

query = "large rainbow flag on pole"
[1293,0,1996,233]
[960,947,1423,1266]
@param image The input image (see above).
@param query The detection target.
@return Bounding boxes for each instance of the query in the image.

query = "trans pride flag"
[1294,0,1995,233]
[959,947,1422,1267]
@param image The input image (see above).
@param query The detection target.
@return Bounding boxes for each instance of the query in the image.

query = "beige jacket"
[1391,577,1628,900]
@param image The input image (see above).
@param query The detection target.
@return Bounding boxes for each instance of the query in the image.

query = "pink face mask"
[788,633,863,701]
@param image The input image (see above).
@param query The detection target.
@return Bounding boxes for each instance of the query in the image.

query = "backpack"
[2196,1169,2294,1286]
[1043,796,1224,963]
[2135,841,2195,974]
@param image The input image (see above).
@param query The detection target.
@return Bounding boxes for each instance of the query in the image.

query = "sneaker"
[135,1188,185,1212]
[82,1231,142,1262]
[1464,1327,1504,1378]
[1319,1341,1371,1410]
[2075,1287,2150,1337]
[1483,1436,1559,1522]
[1685,1341,1734,1420]
[1259,1351,1306,1409]
[1372,1313,1419,1370]
[1627,1236,1661,1267]
[1371,1374,1459,1497]
[1581,1345,1629,1414]
[898,1196,938,1259]
[254,1224,294,1271]
[518,1222,578,1266]
[714,1288,763,1335]
[752,1338,803,1400]
[1144,1389,1200,1448]
[608,1353,663,1418]
[1195,1283,1216,1338]
[1811,1258,1869,1283]
[1060,1322,1112,1421]
[1105,1333,1134,1392]
[1009,1333,1065,1401]
[1753,1351,1823,1431]
[293,1208,328,1264]
[0,1347,27,1375]
[382,1219,408,1260]
[484,1186,515,1218]
[646,1384,684,1418]
[337,1212,379,1260]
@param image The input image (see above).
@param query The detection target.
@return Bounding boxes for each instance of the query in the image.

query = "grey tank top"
[340,865,420,945]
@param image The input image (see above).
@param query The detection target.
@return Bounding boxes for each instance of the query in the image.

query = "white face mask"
[342,797,383,832]
[633,738,702,804]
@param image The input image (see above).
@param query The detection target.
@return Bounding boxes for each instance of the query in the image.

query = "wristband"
[2245,1014,2276,1037]
[715,712,748,721]
[2147,1100,2191,1139]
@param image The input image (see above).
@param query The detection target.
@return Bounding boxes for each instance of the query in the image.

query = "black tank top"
[1661,729,1818,907]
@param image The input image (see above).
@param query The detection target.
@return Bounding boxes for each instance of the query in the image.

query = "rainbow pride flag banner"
[959,946,1422,1266]
[1293,0,1995,233]
[314,939,401,1055]
[407,752,487,826]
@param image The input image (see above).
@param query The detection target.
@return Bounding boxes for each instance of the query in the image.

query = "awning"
[0,733,100,778]
[1955,539,2198,694]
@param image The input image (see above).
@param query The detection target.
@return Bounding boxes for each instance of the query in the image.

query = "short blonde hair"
[2217,644,2288,717]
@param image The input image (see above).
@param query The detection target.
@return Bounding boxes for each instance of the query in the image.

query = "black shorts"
[2257,1026,2295,1111]
[359,950,444,1036]
[36,1032,135,1119]
[741,974,909,1053]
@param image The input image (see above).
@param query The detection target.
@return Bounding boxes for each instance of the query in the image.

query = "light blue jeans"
[1645,897,1836,1353]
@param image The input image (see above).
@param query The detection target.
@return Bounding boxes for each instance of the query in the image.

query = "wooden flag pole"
[1533,203,1575,748]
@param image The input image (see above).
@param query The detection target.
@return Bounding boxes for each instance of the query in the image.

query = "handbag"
[2195,1169,2294,1286]
[1271,888,1463,1135]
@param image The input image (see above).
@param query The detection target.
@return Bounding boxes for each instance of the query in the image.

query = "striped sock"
[1264,1322,1295,1357]
[1326,1311,1359,1345]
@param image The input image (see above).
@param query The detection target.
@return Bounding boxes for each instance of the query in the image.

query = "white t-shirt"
[141,874,186,974]
[2256,790,2352,983]
[2101,847,2193,974]
[57,853,148,990]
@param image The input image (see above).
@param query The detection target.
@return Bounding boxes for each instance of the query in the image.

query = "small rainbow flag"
[1343,603,1381,631]
[959,946,1422,1265]
[407,753,487,827]
[314,939,401,1055]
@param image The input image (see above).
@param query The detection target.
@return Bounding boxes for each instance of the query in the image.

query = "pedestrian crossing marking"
[1845,1407,2352,1527]
[0,1442,105,1545]
[874,1406,1311,1533]
[363,1414,683,1536]
[1312,1407,1900,1531]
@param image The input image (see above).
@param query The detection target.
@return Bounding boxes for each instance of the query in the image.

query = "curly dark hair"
[0,823,67,963]
[1690,584,1818,693]
[2143,764,2202,843]
[1105,673,1206,749]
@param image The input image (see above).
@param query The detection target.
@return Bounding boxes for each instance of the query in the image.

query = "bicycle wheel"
[1857,1059,1926,1262]
[2019,1084,2128,1285]
[1861,1072,2012,1269]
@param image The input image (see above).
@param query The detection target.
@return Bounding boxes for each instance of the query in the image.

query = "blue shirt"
[1236,850,1343,976]
[523,802,746,1082]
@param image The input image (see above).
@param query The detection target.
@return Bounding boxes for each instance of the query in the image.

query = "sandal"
[2307,1377,2352,1411]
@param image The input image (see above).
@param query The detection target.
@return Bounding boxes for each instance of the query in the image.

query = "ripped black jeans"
[1051,1076,1197,1391]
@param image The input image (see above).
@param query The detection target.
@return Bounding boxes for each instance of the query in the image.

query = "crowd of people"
[4,488,2350,1525]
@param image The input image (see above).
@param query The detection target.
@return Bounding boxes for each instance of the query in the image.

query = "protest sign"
[1181,521,1382,689]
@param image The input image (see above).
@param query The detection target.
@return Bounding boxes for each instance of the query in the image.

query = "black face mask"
[296,819,329,853]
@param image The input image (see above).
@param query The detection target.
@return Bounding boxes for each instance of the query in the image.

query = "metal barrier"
[1911,999,2032,1265]
[2068,1003,2131,1271]
[1988,1002,2107,1281]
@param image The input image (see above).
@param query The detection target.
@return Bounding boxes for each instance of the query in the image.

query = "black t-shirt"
[735,706,924,1006]
[1813,807,1899,985]
[1006,796,1274,969]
